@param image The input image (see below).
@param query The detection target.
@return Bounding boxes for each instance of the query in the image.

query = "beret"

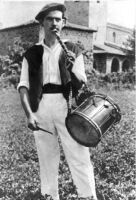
[35,3,66,22]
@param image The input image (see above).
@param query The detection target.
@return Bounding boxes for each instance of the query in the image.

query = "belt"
[42,84,63,93]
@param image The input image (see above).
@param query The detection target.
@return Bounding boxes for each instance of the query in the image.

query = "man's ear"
[39,19,44,27]
[41,22,44,27]
[62,18,66,27]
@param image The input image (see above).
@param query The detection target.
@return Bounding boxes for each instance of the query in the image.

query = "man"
[18,3,97,200]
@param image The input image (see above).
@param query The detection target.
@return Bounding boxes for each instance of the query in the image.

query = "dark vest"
[24,42,83,112]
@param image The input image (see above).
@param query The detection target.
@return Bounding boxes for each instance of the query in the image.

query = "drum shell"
[66,94,121,147]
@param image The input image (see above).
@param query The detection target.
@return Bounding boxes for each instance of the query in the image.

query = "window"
[113,32,116,43]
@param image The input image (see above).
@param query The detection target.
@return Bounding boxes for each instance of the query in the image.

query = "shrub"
[0,39,135,91]
[86,69,135,90]
[0,40,32,89]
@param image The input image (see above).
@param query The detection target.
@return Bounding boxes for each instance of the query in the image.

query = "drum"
[66,94,121,147]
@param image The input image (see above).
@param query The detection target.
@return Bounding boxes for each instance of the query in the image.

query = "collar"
[36,39,68,47]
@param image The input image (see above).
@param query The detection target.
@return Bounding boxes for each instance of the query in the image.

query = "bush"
[86,69,135,90]
[0,40,32,89]
[0,39,135,91]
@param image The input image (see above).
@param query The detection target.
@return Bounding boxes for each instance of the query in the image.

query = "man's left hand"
[66,50,76,70]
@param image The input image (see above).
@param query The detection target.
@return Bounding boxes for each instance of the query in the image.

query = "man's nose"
[52,18,57,25]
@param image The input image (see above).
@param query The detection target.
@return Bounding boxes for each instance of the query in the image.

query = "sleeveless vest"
[24,41,83,112]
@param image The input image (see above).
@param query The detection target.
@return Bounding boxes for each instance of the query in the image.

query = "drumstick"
[37,126,53,135]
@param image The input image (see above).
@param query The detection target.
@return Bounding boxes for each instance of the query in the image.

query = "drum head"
[66,113,101,147]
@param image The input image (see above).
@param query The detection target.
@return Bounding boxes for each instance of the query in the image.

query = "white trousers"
[34,94,97,200]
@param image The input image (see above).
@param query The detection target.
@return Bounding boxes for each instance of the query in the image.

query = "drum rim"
[74,111,103,137]
[94,94,121,112]
[74,93,121,124]
[97,93,121,123]
[66,93,121,147]
[65,114,101,147]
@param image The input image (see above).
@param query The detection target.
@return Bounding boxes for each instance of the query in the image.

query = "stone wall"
[0,22,94,56]
[0,23,39,55]
[62,28,93,50]
[65,1,89,27]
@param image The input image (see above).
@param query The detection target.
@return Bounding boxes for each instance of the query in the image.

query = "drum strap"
[67,85,73,114]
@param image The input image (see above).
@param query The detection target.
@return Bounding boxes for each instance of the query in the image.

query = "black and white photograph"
[0,0,135,199]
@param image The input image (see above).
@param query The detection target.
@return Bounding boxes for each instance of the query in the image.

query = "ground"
[0,88,135,200]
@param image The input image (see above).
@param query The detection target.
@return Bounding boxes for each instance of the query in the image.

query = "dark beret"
[35,3,66,22]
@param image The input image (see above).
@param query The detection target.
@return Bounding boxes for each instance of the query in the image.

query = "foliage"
[0,38,135,91]
[86,69,135,91]
[123,29,135,57]
[0,88,135,200]
[0,40,32,89]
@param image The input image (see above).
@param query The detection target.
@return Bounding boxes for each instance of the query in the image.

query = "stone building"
[65,0,134,73]
[0,0,134,74]
[93,23,134,73]
[0,21,95,55]
[0,19,96,75]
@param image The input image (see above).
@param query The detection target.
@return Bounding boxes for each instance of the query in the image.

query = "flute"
[52,29,75,67]
[52,29,73,113]
[52,30,94,103]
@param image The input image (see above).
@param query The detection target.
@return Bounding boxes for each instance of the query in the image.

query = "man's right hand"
[27,113,39,131]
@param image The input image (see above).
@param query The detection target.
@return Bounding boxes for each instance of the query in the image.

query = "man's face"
[42,10,64,36]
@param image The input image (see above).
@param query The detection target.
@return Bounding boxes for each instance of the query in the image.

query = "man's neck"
[44,36,58,49]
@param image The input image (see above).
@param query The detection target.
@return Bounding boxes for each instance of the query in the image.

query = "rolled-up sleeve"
[17,58,30,91]
[72,54,87,83]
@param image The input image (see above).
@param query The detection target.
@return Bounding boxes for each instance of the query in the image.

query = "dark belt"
[42,84,63,93]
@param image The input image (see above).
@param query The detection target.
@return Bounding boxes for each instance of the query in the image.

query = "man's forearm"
[19,87,33,119]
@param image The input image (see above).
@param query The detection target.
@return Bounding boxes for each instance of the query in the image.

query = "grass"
[0,87,136,200]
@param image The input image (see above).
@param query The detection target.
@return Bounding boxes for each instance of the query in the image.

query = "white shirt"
[18,40,87,90]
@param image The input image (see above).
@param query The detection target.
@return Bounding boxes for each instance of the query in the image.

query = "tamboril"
[66,94,121,147]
